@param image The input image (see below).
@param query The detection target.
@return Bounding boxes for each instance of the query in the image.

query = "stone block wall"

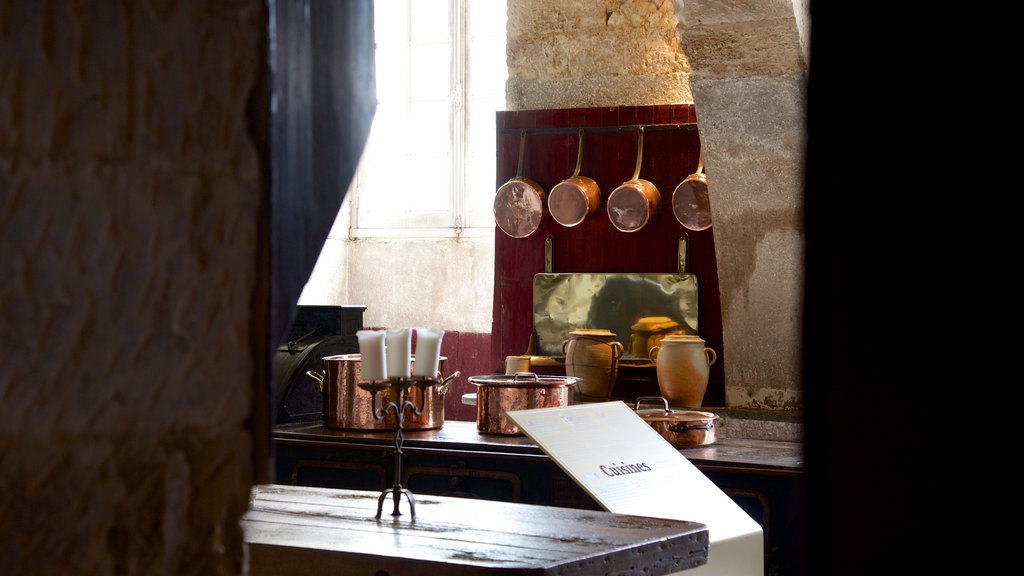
[0,1,266,573]
[677,0,806,409]
[506,0,692,108]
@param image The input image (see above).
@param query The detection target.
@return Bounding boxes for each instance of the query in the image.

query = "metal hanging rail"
[497,123,698,136]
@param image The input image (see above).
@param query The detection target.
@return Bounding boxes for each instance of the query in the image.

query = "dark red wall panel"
[490,105,725,406]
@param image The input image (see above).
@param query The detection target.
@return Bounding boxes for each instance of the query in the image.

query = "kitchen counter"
[243,484,709,575]
[272,419,803,575]
[273,419,803,477]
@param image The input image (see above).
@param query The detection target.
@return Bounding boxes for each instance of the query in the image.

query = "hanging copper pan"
[672,146,712,231]
[494,129,546,238]
[607,127,661,233]
[548,128,601,227]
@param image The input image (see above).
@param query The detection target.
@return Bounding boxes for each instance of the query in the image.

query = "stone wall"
[506,0,692,108]
[0,2,265,574]
[676,0,806,409]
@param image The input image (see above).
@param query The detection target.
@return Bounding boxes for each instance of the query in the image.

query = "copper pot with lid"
[607,127,661,233]
[469,372,579,435]
[306,354,458,431]
[633,396,718,448]
[494,129,546,238]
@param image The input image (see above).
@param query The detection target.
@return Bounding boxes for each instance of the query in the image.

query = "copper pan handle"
[571,128,585,178]
[515,129,526,179]
[630,127,644,181]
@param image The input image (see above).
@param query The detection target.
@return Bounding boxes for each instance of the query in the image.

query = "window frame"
[348,0,504,240]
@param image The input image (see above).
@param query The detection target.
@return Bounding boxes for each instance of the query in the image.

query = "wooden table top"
[243,484,709,576]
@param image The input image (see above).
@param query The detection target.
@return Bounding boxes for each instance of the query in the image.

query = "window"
[350,0,507,238]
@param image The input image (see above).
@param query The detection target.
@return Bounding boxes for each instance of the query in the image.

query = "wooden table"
[243,484,709,576]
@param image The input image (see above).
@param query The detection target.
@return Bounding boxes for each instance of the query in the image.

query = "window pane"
[467,0,507,100]
[410,0,449,43]
[410,42,450,99]
[406,154,451,211]
[407,100,451,161]
[355,0,506,233]
[465,0,506,227]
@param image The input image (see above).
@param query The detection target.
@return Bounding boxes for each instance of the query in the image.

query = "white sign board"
[506,401,763,576]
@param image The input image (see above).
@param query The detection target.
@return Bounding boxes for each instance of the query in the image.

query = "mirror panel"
[532,273,699,359]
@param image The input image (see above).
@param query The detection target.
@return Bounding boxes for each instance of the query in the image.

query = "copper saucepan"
[469,372,579,435]
[607,126,661,232]
[672,146,712,231]
[494,129,546,238]
[548,128,601,227]
[633,396,718,448]
[306,354,458,431]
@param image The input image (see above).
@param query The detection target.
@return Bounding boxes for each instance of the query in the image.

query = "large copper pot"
[306,354,457,431]
[469,372,579,435]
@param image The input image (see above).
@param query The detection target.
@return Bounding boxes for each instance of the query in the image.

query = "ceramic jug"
[649,335,717,408]
[562,329,624,400]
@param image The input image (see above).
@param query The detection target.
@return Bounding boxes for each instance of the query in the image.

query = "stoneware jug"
[650,335,717,408]
[562,329,624,400]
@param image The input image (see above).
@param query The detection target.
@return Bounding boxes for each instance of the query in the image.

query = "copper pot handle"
[634,396,674,414]
[436,370,460,395]
[512,372,540,382]
[305,369,325,393]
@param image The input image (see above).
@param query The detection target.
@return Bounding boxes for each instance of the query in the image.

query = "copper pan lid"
[468,372,579,389]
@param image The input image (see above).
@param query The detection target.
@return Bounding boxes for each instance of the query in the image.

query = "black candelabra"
[357,376,438,520]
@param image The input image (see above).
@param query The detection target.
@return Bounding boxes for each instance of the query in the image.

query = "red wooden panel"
[438,331,492,422]
[492,105,725,406]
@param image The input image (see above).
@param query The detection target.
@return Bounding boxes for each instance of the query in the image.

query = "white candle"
[413,328,444,378]
[385,328,412,378]
[356,329,388,381]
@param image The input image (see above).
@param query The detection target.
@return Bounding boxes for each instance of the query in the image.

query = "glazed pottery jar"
[562,329,624,401]
[649,335,717,408]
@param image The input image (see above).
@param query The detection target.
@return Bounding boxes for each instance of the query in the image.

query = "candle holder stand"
[357,376,438,520]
